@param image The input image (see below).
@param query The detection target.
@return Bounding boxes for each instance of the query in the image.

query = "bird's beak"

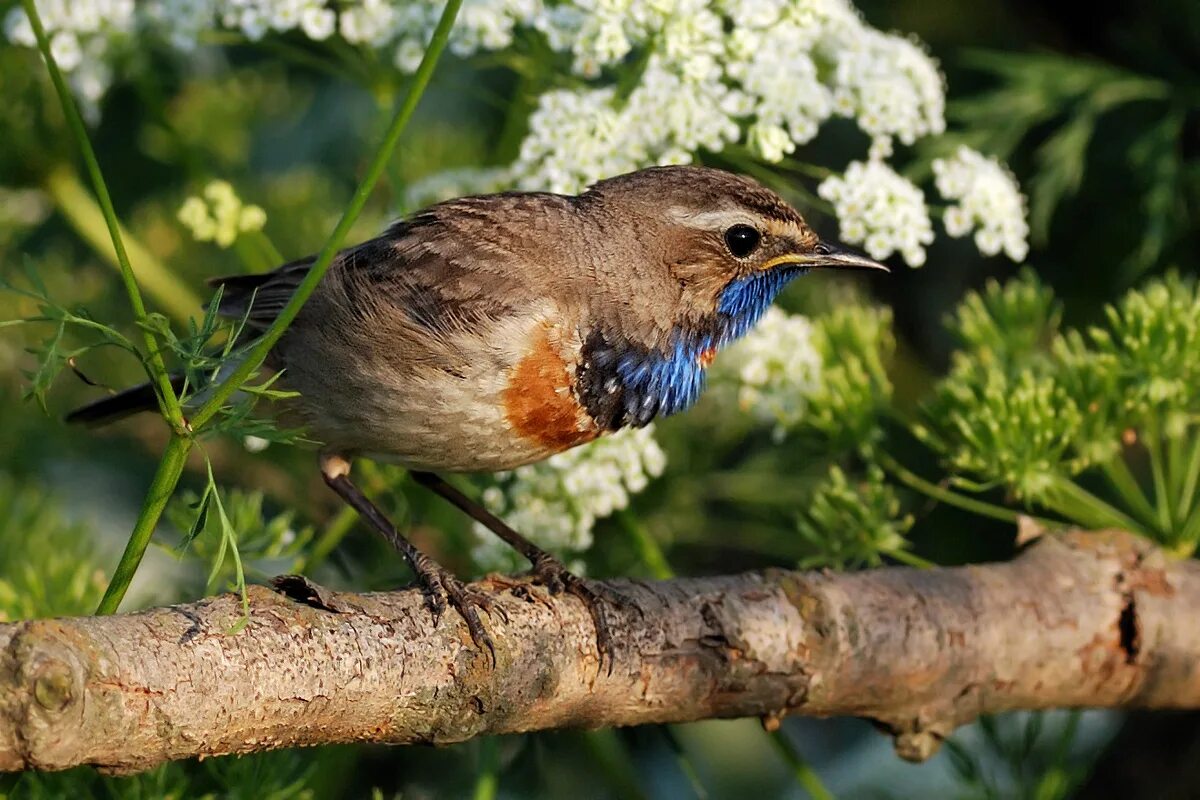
[798,241,890,272]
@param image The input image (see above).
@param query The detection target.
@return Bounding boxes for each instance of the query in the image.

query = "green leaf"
[795,465,914,569]
[0,475,107,621]
[1029,109,1096,244]
[1123,109,1185,282]
[177,484,213,554]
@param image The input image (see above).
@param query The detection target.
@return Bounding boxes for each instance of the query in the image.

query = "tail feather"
[65,375,187,427]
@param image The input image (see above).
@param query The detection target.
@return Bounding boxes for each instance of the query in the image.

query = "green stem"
[188,0,464,432]
[250,230,286,270]
[716,150,833,216]
[877,452,1039,526]
[295,505,359,574]
[1168,430,1187,513]
[489,67,539,165]
[702,471,813,504]
[1177,432,1200,532]
[44,166,203,325]
[580,731,650,800]
[1178,502,1200,553]
[23,0,186,431]
[768,731,835,800]
[660,728,709,799]
[884,548,936,569]
[471,736,499,800]
[776,156,835,181]
[617,509,673,580]
[262,38,362,83]
[1098,456,1161,533]
[231,236,272,275]
[95,435,194,614]
[1145,425,1176,532]
[1043,477,1144,534]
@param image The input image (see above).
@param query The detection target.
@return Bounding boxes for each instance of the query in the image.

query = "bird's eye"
[724,225,761,258]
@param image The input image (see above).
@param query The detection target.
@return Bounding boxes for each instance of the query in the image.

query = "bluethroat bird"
[69,166,886,664]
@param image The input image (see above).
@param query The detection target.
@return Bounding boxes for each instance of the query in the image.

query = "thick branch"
[2,530,1197,774]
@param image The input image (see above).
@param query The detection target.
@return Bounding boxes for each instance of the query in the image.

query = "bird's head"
[571,166,888,428]
[586,165,886,332]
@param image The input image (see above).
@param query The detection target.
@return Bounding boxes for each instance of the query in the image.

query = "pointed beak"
[799,241,890,272]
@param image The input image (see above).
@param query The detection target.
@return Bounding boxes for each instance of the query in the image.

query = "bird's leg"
[410,470,616,670]
[318,454,500,664]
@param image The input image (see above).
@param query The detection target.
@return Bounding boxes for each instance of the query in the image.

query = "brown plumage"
[70,165,887,665]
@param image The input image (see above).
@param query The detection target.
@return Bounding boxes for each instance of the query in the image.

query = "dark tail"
[65,375,187,427]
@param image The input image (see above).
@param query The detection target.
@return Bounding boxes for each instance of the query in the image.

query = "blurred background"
[1,0,1197,796]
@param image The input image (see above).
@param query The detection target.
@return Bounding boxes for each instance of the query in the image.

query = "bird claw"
[417,566,503,667]
[529,555,618,675]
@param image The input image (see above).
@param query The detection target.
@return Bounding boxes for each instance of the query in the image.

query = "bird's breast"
[502,322,601,456]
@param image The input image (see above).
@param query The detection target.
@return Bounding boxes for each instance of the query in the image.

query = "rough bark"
[1,529,1197,775]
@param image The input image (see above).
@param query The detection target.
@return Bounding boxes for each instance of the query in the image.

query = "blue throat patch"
[593,267,806,427]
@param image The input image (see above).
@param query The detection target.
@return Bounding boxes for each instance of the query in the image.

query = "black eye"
[724,225,761,258]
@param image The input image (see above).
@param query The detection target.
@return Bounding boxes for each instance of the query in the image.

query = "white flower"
[824,24,945,154]
[933,146,1030,261]
[513,88,635,193]
[0,186,51,228]
[472,426,667,572]
[715,0,788,29]
[818,159,933,266]
[243,435,270,453]
[6,0,137,109]
[300,6,335,40]
[725,15,831,153]
[177,180,267,248]
[717,307,822,439]
[339,0,397,46]
[512,51,743,194]
[49,30,83,70]
[6,0,1025,273]
[402,166,515,210]
[748,123,795,163]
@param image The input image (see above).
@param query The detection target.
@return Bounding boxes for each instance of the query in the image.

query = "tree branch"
[2,530,1198,775]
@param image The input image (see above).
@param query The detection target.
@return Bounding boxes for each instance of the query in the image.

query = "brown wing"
[209,192,585,337]
[207,256,313,331]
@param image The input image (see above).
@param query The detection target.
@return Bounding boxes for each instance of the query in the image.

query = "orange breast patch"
[503,325,600,453]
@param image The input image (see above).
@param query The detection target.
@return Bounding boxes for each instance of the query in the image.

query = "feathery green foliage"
[0,476,106,621]
[802,305,895,453]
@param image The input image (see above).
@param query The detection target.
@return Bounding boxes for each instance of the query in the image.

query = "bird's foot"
[528,554,620,674]
[415,561,506,667]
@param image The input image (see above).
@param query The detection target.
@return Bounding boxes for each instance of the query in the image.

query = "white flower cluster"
[826,27,945,160]
[4,0,135,110]
[215,0,336,42]
[7,0,1027,263]
[818,160,934,266]
[934,146,1030,261]
[0,187,51,229]
[718,307,823,441]
[177,180,267,247]
[9,0,952,186]
[472,426,667,571]
[402,165,516,210]
[512,0,946,192]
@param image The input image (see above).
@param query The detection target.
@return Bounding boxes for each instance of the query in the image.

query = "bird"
[68,165,887,665]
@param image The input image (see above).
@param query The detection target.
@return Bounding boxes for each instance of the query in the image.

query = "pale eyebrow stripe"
[665,206,801,241]
[664,206,758,230]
